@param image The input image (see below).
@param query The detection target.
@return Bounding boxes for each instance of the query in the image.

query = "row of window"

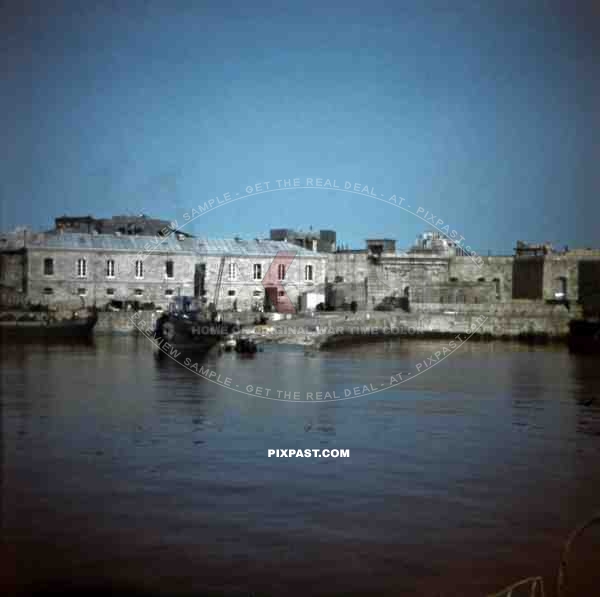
[40,287,282,299]
[42,259,314,282]
[42,287,176,296]
[231,263,314,281]
[43,258,174,280]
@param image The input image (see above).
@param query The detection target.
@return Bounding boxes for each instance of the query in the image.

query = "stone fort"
[1,215,600,318]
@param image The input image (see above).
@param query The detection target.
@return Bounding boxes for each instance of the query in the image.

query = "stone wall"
[326,252,452,308]
[95,311,158,335]
[26,248,194,309]
[386,300,580,338]
[326,252,369,285]
[449,256,513,300]
[578,260,600,315]
[0,251,26,307]
[511,253,600,303]
[197,254,328,312]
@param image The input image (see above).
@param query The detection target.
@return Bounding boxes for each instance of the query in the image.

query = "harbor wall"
[93,301,579,338]
[314,301,580,342]
[408,301,579,338]
[95,311,157,335]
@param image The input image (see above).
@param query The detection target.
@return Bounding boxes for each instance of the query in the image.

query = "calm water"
[2,336,600,596]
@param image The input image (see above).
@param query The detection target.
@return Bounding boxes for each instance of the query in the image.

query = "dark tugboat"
[0,307,97,341]
[154,300,237,354]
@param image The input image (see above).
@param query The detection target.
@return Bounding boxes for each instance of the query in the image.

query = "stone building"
[2,217,599,316]
[512,242,600,313]
[184,238,327,313]
[0,229,193,309]
[0,224,327,313]
[325,235,600,311]
[326,235,481,309]
[270,228,336,253]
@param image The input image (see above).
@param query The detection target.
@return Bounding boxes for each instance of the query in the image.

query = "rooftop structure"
[189,238,321,257]
[270,228,336,252]
[54,214,188,237]
[514,240,554,257]
[366,239,396,257]
[409,231,469,256]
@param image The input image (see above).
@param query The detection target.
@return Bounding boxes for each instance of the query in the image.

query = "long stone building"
[1,216,599,316]
[0,216,327,312]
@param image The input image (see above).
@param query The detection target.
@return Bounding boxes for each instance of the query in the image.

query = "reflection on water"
[2,337,600,596]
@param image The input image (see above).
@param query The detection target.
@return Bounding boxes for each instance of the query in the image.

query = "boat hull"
[154,316,234,354]
[0,314,97,341]
[568,319,600,354]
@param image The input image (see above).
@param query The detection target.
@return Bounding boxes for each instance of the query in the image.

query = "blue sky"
[1,0,598,252]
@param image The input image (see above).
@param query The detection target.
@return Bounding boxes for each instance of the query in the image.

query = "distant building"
[270,228,336,253]
[512,240,600,313]
[54,214,187,237]
[409,231,469,256]
[366,239,396,257]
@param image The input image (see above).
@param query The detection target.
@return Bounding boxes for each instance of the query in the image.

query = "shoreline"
[4,306,576,348]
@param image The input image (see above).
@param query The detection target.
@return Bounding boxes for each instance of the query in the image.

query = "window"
[253,290,262,297]
[43,287,54,295]
[77,258,87,278]
[253,263,262,280]
[106,259,115,278]
[43,258,54,276]
[166,260,174,278]
[493,278,501,299]
[106,288,115,296]
[555,276,567,299]
[277,263,286,280]
[78,288,87,296]
[165,289,174,296]
[134,288,143,296]
[278,290,285,297]
[135,260,144,279]
[227,290,236,296]
[305,265,313,281]
[228,262,238,281]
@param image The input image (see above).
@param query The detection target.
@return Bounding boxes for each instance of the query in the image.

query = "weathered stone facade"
[2,221,599,316]
[326,250,507,308]
[0,228,327,312]
[191,251,327,313]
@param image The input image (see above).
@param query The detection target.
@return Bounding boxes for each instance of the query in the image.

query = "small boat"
[567,319,600,354]
[221,334,237,352]
[0,309,97,341]
[235,337,258,354]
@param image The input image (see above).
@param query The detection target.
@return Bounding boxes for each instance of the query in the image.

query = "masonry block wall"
[0,251,26,307]
[2,225,599,315]
[197,254,327,312]
[541,255,579,301]
[449,256,513,301]
[26,249,194,309]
